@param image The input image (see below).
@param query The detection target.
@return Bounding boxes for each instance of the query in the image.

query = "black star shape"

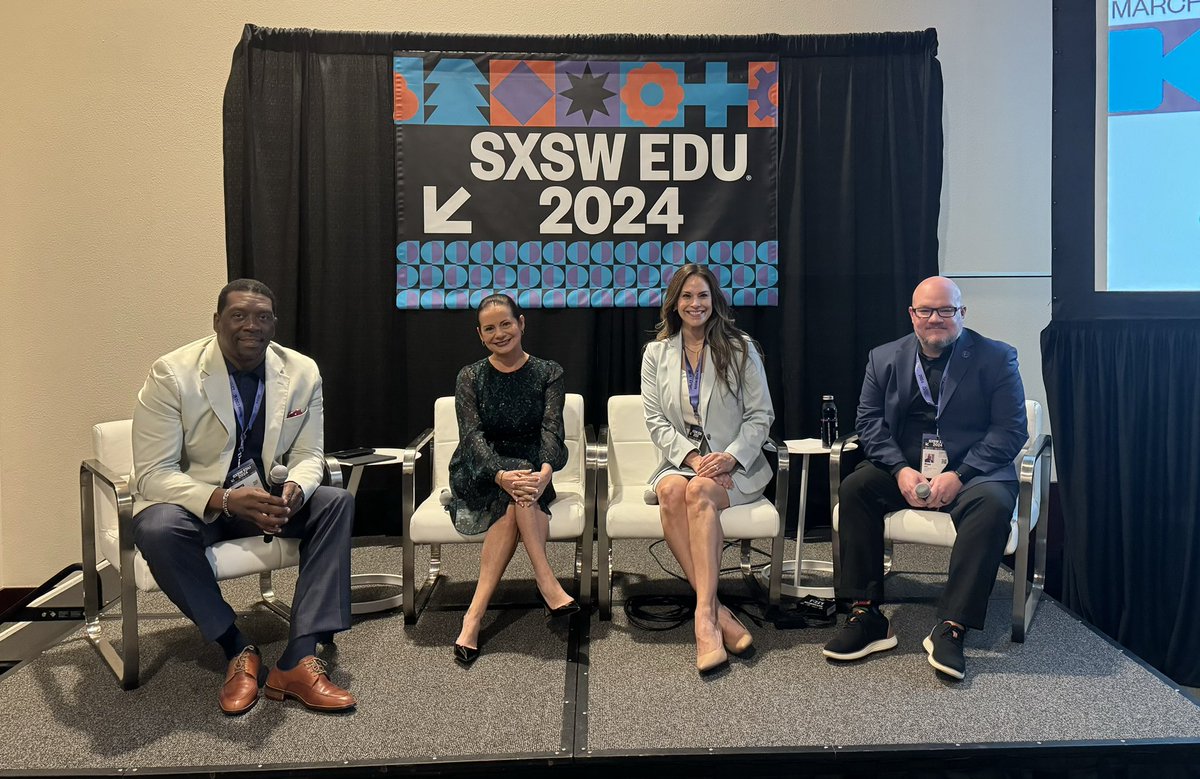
[560,64,617,124]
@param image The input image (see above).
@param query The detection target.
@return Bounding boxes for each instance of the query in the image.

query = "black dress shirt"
[224,358,266,486]
[893,344,981,482]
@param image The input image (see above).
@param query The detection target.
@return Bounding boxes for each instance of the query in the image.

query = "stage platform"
[1,539,1198,778]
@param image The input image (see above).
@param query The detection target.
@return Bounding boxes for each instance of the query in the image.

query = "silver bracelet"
[221,488,233,518]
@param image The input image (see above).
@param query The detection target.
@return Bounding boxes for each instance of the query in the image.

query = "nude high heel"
[721,609,754,655]
[697,645,729,674]
[696,620,729,674]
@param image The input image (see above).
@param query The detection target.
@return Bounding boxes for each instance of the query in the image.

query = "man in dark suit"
[822,276,1027,680]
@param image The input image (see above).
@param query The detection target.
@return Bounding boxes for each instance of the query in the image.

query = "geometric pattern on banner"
[395,240,779,310]
[747,61,778,127]
[394,57,782,129]
[393,57,424,123]
[395,51,778,310]
[491,60,556,127]
[425,58,489,125]
[558,61,620,127]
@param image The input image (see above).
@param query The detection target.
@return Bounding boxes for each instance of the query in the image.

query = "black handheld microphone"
[915,482,931,501]
[265,465,289,543]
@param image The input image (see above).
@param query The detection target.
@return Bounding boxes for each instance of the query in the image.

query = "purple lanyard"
[913,348,952,431]
[684,346,704,417]
[228,375,265,467]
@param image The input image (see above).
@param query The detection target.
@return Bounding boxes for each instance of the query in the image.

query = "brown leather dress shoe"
[219,646,262,715]
[264,656,356,712]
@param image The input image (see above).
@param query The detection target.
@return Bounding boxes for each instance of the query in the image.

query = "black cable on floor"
[624,594,694,631]
[628,541,837,631]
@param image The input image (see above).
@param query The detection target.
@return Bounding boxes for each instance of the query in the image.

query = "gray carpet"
[0,541,573,772]
[590,540,1200,752]
[0,538,1197,774]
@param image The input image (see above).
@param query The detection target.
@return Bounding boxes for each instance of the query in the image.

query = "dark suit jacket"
[855,328,1027,488]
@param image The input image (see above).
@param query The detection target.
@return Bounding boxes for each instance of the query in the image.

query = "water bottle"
[820,395,838,448]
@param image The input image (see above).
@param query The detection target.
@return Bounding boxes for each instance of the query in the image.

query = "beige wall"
[0,1,1051,587]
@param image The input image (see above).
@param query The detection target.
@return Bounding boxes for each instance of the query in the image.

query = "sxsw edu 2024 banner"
[394,52,778,310]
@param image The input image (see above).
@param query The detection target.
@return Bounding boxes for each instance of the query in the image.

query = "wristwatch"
[952,469,965,481]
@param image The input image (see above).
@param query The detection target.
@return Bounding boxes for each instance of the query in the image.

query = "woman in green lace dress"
[447,294,579,665]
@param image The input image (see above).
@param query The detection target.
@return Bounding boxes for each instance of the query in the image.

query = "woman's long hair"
[654,264,754,395]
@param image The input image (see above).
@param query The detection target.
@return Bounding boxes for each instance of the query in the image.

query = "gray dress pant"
[835,461,1017,630]
[132,486,354,643]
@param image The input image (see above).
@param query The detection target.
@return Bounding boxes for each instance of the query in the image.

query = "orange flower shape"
[393,73,419,122]
[622,63,684,127]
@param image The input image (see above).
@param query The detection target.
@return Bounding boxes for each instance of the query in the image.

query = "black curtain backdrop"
[1042,321,1200,686]
[223,25,942,529]
[1047,3,1200,686]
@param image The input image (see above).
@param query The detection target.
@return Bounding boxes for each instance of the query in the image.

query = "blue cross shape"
[683,62,749,128]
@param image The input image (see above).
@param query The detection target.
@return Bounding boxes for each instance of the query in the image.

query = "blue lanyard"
[913,347,952,430]
[684,346,704,417]
[229,374,265,467]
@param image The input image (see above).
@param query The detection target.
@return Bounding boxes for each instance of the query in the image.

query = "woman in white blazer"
[641,263,775,673]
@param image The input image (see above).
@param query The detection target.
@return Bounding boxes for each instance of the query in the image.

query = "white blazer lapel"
[200,338,236,437]
[662,335,687,432]
[260,346,289,470]
[699,342,717,426]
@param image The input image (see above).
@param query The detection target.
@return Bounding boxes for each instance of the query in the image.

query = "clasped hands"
[897,467,961,510]
[224,483,304,535]
[496,468,549,507]
[685,450,737,490]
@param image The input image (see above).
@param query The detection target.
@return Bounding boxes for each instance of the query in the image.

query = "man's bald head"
[909,276,966,356]
[911,276,963,308]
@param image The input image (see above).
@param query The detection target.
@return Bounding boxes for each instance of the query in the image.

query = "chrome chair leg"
[259,571,292,620]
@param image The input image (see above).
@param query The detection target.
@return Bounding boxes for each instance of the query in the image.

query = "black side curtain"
[1042,321,1200,686]
[223,25,942,497]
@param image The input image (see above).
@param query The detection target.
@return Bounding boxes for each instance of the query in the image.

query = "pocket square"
[286,408,306,419]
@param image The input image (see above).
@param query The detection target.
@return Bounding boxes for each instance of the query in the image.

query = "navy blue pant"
[132,486,354,643]
[835,462,1017,630]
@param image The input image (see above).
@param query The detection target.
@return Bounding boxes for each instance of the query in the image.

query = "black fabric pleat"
[1042,320,1200,686]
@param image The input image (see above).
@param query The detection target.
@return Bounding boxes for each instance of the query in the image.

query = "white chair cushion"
[884,492,1039,556]
[603,395,781,544]
[882,508,964,548]
[413,392,589,545]
[604,488,663,538]
[833,497,1037,558]
[409,491,586,544]
[430,396,459,492]
[877,398,1045,556]
[429,393,588,492]
[92,421,134,569]
[117,535,301,593]
[91,419,301,592]
[606,399,661,488]
[605,486,780,540]
[831,398,1047,559]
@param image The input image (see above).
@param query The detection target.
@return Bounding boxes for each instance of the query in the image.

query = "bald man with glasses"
[822,276,1028,681]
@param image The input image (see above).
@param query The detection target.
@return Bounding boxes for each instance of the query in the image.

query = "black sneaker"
[923,622,966,680]
[821,606,898,661]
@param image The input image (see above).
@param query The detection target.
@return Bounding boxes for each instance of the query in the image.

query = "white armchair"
[829,399,1052,642]
[79,419,342,689]
[399,394,594,624]
[595,394,788,620]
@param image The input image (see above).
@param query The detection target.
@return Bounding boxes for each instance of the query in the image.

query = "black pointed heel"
[539,594,582,625]
[453,643,480,666]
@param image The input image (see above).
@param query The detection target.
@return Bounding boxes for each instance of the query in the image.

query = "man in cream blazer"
[132,279,356,715]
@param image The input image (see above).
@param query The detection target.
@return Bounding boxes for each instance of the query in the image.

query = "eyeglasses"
[910,306,962,319]
[227,311,277,325]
